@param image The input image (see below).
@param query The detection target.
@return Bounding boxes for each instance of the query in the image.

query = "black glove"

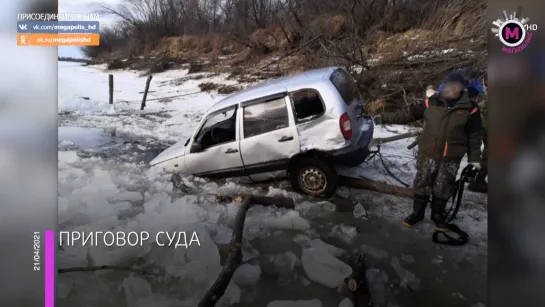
[373,115,382,125]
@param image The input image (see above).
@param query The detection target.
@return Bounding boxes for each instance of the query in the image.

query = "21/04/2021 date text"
[33,232,40,271]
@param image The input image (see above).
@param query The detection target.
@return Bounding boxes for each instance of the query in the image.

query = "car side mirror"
[190,141,203,153]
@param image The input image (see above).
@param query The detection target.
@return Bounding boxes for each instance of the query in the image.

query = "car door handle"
[278,136,294,142]
[225,148,238,154]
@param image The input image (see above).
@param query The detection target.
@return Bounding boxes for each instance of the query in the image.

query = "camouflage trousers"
[413,154,462,200]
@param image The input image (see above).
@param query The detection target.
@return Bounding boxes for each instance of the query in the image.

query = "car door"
[238,93,300,181]
[184,105,245,178]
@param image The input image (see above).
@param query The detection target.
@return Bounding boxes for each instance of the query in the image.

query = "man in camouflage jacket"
[374,73,483,230]
[441,67,488,193]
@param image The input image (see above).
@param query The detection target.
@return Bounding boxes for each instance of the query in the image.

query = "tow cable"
[365,145,411,188]
[367,145,476,246]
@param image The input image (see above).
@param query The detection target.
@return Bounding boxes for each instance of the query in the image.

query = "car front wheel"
[289,158,338,198]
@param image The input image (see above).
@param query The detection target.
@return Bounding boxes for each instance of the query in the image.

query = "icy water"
[57,125,487,307]
[57,62,486,307]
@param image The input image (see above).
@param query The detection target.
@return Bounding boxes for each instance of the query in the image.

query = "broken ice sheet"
[360,244,389,260]
[246,210,311,231]
[258,252,299,278]
[309,239,346,257]
[297,200,336,217]
[68,274,110,302]
[217,281,241,306]
[366,268,390,306]
[301,247,352,288]
[330,224,358,244]
[267,299,322,307]
[353,202,368,219]
[293,233,312,248]
[338,297,354,307]
[241,239,260,262]
[293,234,346,257]
[233,263,262,287]
[299,275,311,286]
[431,256,443,265]
[390,256,421,290]
[335,186,351,199]
[400,254,414,263]
[212,224,233,245]
[107,191,143,203]
[57,275,73,299]
[274,251,300,276]
[123,276,155,307]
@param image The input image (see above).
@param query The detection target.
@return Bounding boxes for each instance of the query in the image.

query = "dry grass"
[199,82,219,92]
[218,85,241,95]
[308,14,348,38]
[375,29,434,56]
[250,27,295,52]
[367,99,387,116]
[157,35,243,59]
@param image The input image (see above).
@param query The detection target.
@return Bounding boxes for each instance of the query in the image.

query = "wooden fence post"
[140,75,153,110]
[108,74,113,104]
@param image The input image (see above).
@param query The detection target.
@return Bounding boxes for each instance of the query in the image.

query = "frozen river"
[57,61,487,307]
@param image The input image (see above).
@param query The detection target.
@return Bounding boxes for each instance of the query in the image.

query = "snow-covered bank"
[57,61,487,307]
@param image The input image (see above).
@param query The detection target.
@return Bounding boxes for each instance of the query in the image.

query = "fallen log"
[345,254,373,307]
[58,265,155,276]
[372,131,420,145]
[198,195,295,307]
[339,176,414,199]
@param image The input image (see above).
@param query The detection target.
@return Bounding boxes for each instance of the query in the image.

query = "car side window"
[243,97,289,138]
[195,107,237,149]
[290,89,325,123]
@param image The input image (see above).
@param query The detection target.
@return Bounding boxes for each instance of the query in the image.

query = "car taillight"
[339,112,352,140]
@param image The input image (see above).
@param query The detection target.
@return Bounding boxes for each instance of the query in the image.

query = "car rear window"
[330,69,360,105]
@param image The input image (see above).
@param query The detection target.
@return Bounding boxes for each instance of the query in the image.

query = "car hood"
[149,139,187,166]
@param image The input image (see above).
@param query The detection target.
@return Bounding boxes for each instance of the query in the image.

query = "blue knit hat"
[443,72,466,84]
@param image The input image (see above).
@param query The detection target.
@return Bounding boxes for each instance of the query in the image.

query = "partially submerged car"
[150,67,374,197]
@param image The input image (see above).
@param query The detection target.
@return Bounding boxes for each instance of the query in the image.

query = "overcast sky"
[58,0,120,58]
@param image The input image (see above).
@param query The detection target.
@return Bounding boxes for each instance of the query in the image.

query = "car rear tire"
[289,158,338,198]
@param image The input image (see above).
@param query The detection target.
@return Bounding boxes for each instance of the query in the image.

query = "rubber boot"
[468,173,488,193]
[430,197,450,231]
[402,194,429,228]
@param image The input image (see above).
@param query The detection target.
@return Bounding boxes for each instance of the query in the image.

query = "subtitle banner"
[17,20,100,46]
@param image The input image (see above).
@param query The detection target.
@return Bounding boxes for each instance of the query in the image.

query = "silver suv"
[150,67,374,197]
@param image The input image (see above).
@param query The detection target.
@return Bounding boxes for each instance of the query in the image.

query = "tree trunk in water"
[339,176,414,199]
[197,195,295,307]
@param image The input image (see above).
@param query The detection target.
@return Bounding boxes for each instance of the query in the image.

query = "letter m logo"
[505,26,519,40]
